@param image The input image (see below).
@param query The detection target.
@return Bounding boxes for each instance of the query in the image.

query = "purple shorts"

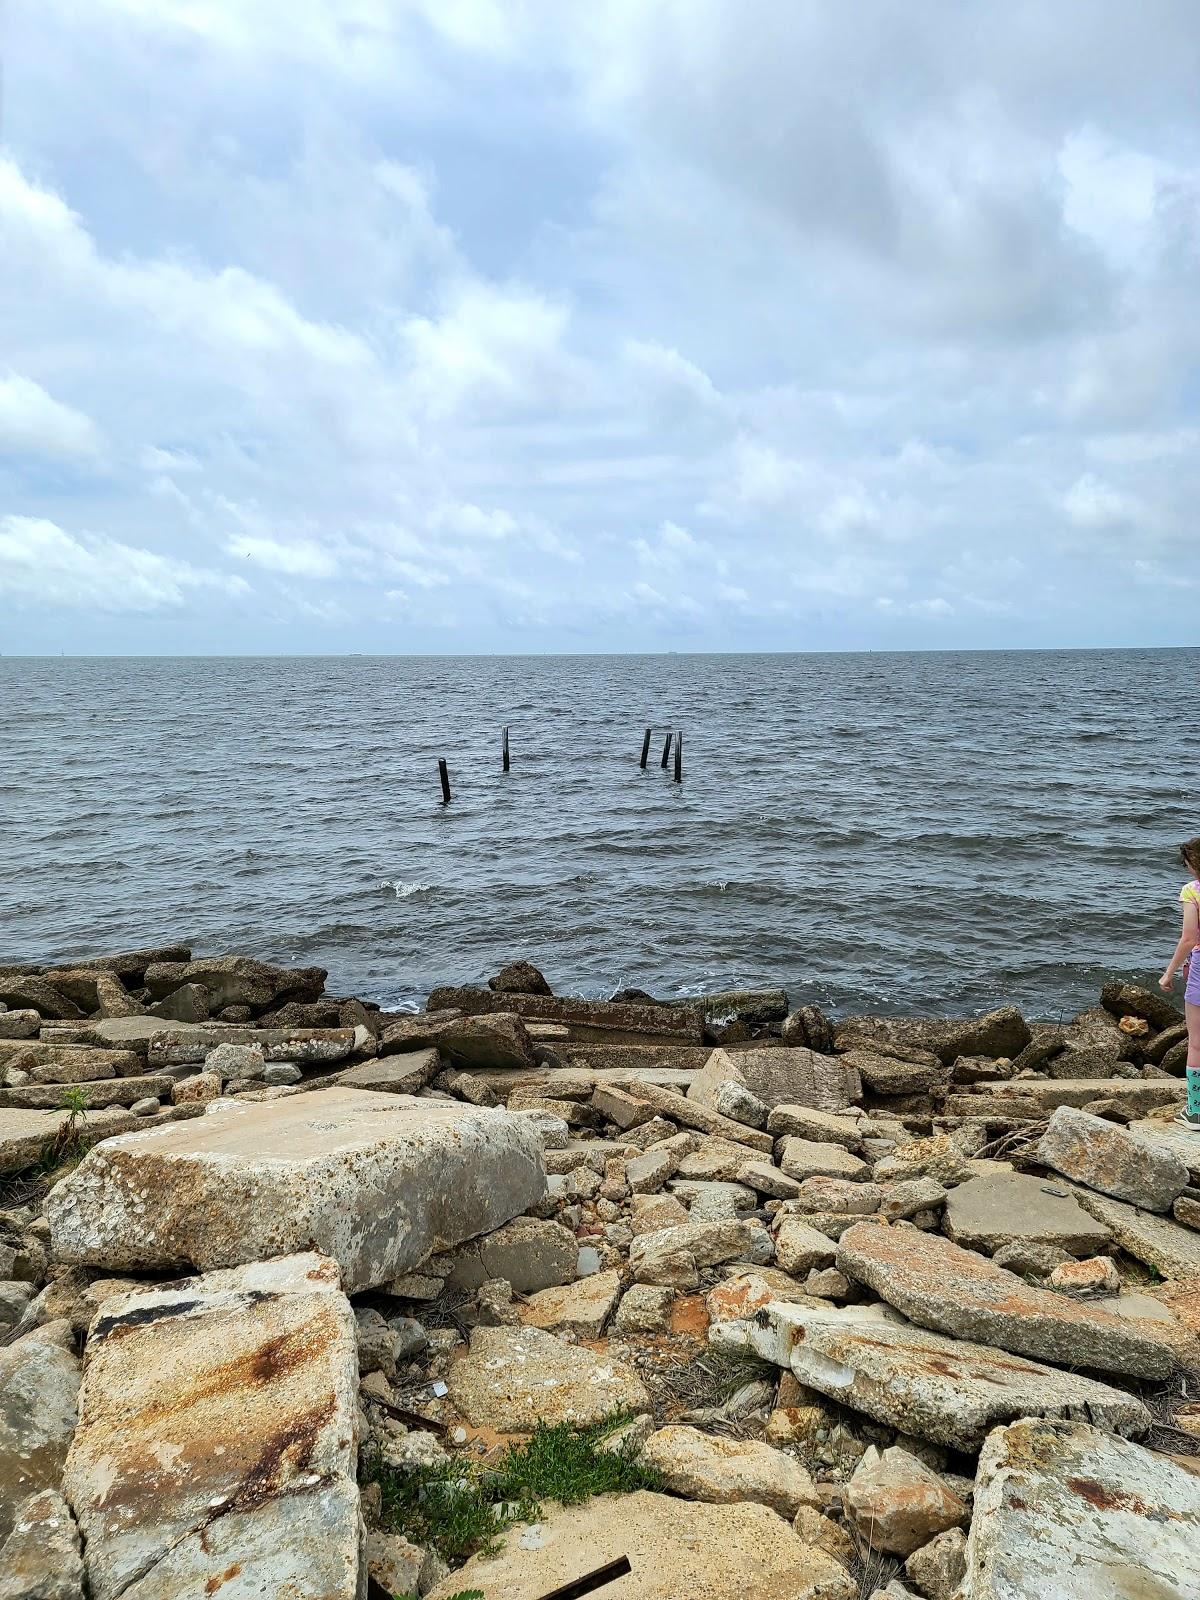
[1187,960,1200,1006]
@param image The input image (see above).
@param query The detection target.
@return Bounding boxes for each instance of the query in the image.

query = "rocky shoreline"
[1,946,1199,1598]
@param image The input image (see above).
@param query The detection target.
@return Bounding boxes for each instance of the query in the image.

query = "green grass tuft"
[367,1413,660,1569]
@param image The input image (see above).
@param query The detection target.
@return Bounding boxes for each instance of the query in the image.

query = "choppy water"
[3,651,1197,1019]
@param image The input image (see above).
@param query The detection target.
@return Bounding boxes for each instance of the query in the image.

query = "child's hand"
[1159,970,1176,992]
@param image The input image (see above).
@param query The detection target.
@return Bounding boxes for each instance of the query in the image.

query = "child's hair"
[1179,837,1200,876]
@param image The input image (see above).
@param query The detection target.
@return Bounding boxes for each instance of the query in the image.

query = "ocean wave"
[379,879,434,899]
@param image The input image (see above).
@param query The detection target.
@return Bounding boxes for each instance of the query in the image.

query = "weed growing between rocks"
[368,1414,661,1567]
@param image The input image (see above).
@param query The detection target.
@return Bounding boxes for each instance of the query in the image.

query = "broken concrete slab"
[629,1219,773,1286]
[327,1050,441,1095]
[836,1047,949,1097]
[961,1418,1200,1599]
[424,985,706,1041]
[712,1299,1151,1450]
[0,1486,85,1600]
[942,1173,1114,1257]
[845,1446,967,1556]
[446,1325,649,1429]
[143,955,326,1013]
[1126,1117,1200,1185]
[689,1046,861,1113]
[379,1011,538,1072]
[836,1007,1031,1064]
[0,1043,144,1081]
[1038,1105,1189,1212]
[427,1490,854,1600]
[616,1079,773,1152]
[442,1216,577,1293]
[778,1136,869,1182]
[0,1077,176,1111]
[1072,1188,1200,1279]
[945,1078,1183,1119]
[0,1324,80,1541]
[63,1253,359,1600]
[639,1425,819,1518]
[0,1104,195,1175]
[836,1220,1176,1378]
[45,1088,545,1291]
[765,1104,865,1148]
[520,1269,622,1337]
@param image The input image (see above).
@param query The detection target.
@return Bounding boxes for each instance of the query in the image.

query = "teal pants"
[1189,1068,1200,1118]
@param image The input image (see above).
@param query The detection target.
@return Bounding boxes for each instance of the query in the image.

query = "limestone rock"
[877,1178,946,1222]
[520,1269,622,1337]
[148,982,210,1022]
[837,1220,1176,1378]
[613,1283,675,1332]
[427,1489,855,1600]
[904,1528,966,1600]
[1071,1188,1200,1279]
[46,1089,545,1292]
[630,1219,773,1286]
[331,1050,440,1095]
[836,1007,1030,1065]
[640,1425,819,1518]
[204,1041,265,1079]
[961,1418,1200,1599]
[62,1254,359,1600]
[446,1325,649,1429]
[836,1048,948,1097]
[774,1218,838,1275]
[779,1137,869,1182]
[1038,1105,1189,1212]
[0,1487,84,1600]
[690,1047,861,1113]
[767,1104,864,1148]
[172,1070,221,1104]
[1048,1255,1120,1295]
[942,1172,1113,1256]
[0,1011,41,1041]
[845,1446,967,1556]
[444,1216,576,1293]
[0,1324,80,1541]
[713,1299,1150,1450]
[712,1080,769,1129]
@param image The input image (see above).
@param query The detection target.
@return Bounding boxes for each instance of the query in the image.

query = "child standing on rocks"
[1161,836,1200,1130]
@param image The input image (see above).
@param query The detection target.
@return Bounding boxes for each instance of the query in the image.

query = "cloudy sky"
[1,2,1198,654]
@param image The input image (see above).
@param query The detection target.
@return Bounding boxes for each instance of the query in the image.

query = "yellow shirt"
[1181,881,1200,911]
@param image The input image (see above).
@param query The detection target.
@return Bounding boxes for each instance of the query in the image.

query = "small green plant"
[48,1087,90,1165]
[367,1414,660,1569]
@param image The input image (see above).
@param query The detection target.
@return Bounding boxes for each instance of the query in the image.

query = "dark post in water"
[660,731,673,768]
[502,725,510,773]
[673,732,683,783]
[639,727,652,769]
[438,758,452,804]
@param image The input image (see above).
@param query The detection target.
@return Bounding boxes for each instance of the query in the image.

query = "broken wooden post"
[502,725,510,773]
[639,727,652,769]
[673,731,682,783]
[660,731,673,768]
[438,758,451,804]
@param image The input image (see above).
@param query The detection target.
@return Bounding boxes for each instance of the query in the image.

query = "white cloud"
[0,372,101,459]
[225,535,340,578]
[1061,473,1143,531]
[0,515,244,611]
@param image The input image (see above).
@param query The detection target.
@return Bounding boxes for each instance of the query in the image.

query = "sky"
[0,2,1198,654]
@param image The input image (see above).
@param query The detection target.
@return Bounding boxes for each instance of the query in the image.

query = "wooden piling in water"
[502,725,510,773]
[660,731,673,768]
[639,727,652,769]
[438,758,451,804]
[673,732,682,783]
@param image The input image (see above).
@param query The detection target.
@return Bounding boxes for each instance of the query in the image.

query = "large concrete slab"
[427,1490,853,1600]
[45,1088,545,1290]
[1072,1188,1200,1279]
[63,1254,359,1600]
[836,1220,1176,1378]
[946,1079,1183,1119]
[942,1173,1113,1256]
[1038,1105,1189,1212]
[0,1326,80,1540]
[1125,1117,1200,1185]
[712,1300,1150,1451]
[689,1047,861,1113]
[0,1104,204,1175]
[961,1418,1200,1599]
[423,985,706,1041]
[0,1077,176,1111]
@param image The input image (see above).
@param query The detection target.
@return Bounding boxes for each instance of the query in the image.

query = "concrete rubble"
[2,948,1198,1596]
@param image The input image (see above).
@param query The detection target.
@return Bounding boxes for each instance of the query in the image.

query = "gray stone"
[836,1048,949,1096]
[0,1076,175,1111]
[330,1050,440,1095]
[446,1325,649,1429]
[0,1011,41,1041]
[992,1240,1073,1278]
[0,1325,80,1540]
[942,1173,1114,1256]
[736,1159,805,1199]
[779,1137,869,1183]
[689,1047,861,1113]
[148,983,210,1023]
[203,1041,266,1079]
[836,1007,1031,1065]
[612,1283,675,1333]
[961,1418,1200,1599]
[63,1254,359,1600]
[774,1218,839,1275]
[836,1220,1176,1378]
[766,1104,864,1148]
[904,1528,966,1600]
[143,955,326,1013]
[1126,1117,1200,1184]
[444,1216,577,1293]
[380,1011,539,1072]
[629,1219,773,1286]
[712,1300,1150,1451]
[711,1079,769,1128]
[669,1178,757,1220]
[0,1487,85,1600]
[45,1088,545,1292]
[878,1178,946,1222]
[488,960,552,995]
[262,1061,302,1085]
[1071,1188,1200,1279]
[1038,1106,1189,1212]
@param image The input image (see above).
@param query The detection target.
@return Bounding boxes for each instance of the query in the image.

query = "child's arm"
[1161,900,1200,991]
